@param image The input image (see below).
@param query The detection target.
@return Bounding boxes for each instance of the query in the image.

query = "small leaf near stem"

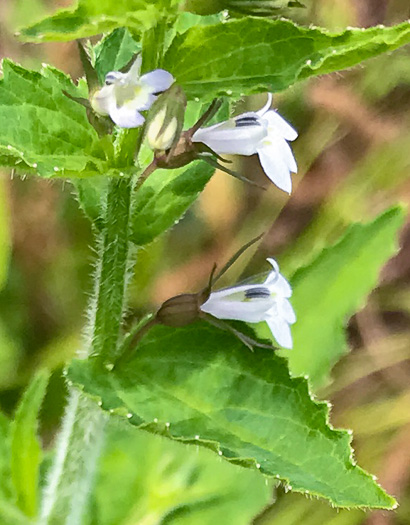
[77,41,100,93]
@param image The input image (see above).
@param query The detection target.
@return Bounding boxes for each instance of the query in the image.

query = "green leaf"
[94,28,140,84]
[130,161,214,246]
[10,370,50,517]
[0,60,111,178]
[0,178,11,290]
[164,18,410,99]
[91,420,272,525]
[0,413,13,501]
[72,177,108,227]
[283,206,406,389]
[0,319,21,390]
[68,324,395,509]
[19,0,163,42]
[0,499,30,525]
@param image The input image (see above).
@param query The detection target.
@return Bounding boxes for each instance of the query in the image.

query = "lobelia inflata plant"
[89,69,298,351]
[4,6,408,523]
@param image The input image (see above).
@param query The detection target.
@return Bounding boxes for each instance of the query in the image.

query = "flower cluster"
[90,61,298,350]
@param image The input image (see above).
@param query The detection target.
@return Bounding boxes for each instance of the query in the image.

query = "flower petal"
[201,294,272,323]
[141,69,174,93]
[109,103,145,128]
[265,110,298,141]
[264,266,292,299]
[273,275,293,298]
[266,315,293,348]
[125,55,142,82]
[257,142,293,193]
[193,123,266,156]
[256,93,273,117]
[91,85,114,116]
[277,138,297,173]
[279,298,296,324]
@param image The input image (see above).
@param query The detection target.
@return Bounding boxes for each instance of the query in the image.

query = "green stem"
[39,173,135,525]
[39,15,169,522]
[92,176,133,365]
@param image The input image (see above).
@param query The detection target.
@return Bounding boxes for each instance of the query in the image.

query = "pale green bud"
[145,84,187,153]
[147,108,179,151]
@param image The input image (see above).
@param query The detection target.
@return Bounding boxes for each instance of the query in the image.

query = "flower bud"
[156,293,201,327]
[145,84,187,152]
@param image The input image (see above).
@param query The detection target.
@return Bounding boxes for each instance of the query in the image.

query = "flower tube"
[192,94,297,193]
[200,258,296,348]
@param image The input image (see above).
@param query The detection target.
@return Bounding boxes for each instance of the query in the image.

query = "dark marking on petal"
[105,72,121,85]
[235,116,261,128]
[245,287,271,299]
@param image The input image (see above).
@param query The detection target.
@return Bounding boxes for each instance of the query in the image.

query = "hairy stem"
[39,16,167,522]
[39,174,134,525]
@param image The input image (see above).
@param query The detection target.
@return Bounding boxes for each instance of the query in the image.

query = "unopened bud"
[156,293,201,327]
[145,84,187,153]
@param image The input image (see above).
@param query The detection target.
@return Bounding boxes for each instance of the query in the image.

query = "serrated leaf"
[91,421,272,525]
[0,60,111,178]
[131,161,214,246]
[19,0,163,42]
[164,18,410,99]
[282,206,406,389]
[94,28,140,84]
[68,324,395,509]
[10,370,49,517]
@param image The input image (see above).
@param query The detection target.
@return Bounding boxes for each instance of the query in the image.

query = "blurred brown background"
[0,0,410,523]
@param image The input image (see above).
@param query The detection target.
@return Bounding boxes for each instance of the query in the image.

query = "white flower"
[91,56,174,128]
[192,94,297,193]
[200,258,296,348]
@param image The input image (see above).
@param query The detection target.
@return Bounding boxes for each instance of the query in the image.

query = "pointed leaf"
[279,206,406,388]
[93,28,140,84]
[68,324,395,509]
[0,60,111,178]
[93,421,272,525]
[19,0,163,42]
[10,370,50,517]
[164,18,410,99]
[131,161,214,246]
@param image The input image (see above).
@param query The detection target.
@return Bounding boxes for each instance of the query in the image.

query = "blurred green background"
[0,0,410,523]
